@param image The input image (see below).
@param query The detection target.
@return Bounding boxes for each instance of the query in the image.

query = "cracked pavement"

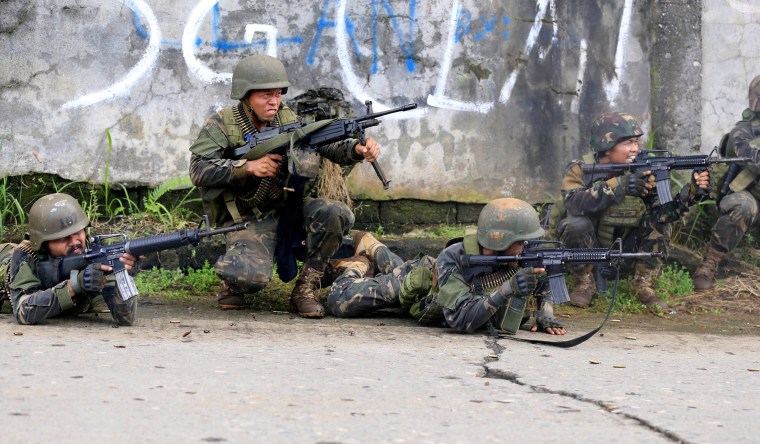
[1,305,758,443]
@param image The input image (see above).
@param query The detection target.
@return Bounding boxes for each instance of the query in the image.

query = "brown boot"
[569,271,596,308]
[693,246,727,291]
[352,231,384,262]
[290,263,326,318]
[332,255,371,276]
[633,265,669,311]
[218,281,247,310]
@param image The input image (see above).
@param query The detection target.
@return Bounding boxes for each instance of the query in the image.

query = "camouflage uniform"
[189,103,363,295]
[327,247,419,317]
[8,241,136,325]
[708,109,760,252]
[556,112,706,309]
[558,159,697,265]
[692,76,760,290]
[329,199,558,334]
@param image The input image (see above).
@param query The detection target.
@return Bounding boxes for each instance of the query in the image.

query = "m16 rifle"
[226,101,418,189]
[460,238,663,306]
[36,216,247,301]
[581,148,752,204]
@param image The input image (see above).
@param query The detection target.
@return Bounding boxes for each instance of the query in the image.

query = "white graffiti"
[244,24,278,57]
[182,0,231,84]
[61,0,161,110]
[427,0,491,113]
[335,0,427,118]
[605,0,634,107]
[571,39,588,114]
[61,0,628,115]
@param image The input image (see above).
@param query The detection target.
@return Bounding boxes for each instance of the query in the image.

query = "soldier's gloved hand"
[622,172,649,196]
[71,264,106,295]
[499,267,541,298]
[688,169,711,202]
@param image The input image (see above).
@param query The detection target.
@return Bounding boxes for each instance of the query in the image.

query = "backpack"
[0,243,17,313]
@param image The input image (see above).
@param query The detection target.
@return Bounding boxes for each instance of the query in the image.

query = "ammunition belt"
[232,103,285,212]
[475,267,516,292]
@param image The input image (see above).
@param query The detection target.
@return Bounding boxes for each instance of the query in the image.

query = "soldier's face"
[605,137,640,163]
[46,229,86,257]
[246,89,283,121]
[482,241,524,268]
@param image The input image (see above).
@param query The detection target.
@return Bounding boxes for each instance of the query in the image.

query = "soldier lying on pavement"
[6,193,138,326]
[326,198,567,335]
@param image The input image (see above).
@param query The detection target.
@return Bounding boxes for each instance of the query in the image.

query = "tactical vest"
[0,241,34,313]
[205,104,299,225]
[408,227,515,324]
[724,115,760,199]
[549,154,646,246]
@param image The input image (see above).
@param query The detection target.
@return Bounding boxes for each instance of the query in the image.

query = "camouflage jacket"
[561,161,696,225]
[431,241,547,333]
[730,109,760,163]
[8,249,115,325]
[189,103,363,224]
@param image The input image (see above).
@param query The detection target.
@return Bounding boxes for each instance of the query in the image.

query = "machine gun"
[36,216,247,301]
[226,101,418,189]
[460,238,663,306]
[580,148,751,204]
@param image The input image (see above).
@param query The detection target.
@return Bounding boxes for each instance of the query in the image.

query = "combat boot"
[693,245,727,291]
[290,263,326,318]
[569,271,596,308]
[332,255,371,277]
[353,231,384,262]
[632,265,670,312]
[218,281,247,310]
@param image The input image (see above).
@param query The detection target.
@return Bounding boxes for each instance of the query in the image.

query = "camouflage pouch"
[600,196,646,228]
[399,255,435,312]
[0,242,17,314]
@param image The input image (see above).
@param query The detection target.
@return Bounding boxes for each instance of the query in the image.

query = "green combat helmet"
[27,193,89,251]
[749,74,760,112]
[589,112,644,153]
[230,54,291,100]
[477,198,545,251]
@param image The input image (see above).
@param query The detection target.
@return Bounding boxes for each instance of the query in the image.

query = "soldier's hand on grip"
[623,172,651,197]
[72,264,107,295]
[500,267,541,298]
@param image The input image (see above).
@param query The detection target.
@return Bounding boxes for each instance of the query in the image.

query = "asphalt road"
[1,303,759,444]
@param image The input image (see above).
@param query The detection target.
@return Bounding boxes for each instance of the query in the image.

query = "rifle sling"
[492,270,620,348]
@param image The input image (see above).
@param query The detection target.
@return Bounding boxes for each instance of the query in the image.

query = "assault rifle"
[460,238,663,306]
[37,215,247,301]
[225,101,418,189]
[580,148,751,204]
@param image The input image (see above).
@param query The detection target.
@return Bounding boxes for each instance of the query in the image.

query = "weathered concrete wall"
[0,0,755,205]
[701,0,760,149]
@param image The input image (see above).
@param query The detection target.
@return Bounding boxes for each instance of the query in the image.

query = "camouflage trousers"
[327,247,413,317]
[710,191,759,252]
[215,197,354,294]
[99,285,138,326]
[557,214,670,273]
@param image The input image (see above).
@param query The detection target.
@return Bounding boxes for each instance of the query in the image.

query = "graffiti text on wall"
[62,0,633,115]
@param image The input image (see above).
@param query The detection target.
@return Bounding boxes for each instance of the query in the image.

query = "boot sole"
[297,312,325,318]
[219,304,246,310]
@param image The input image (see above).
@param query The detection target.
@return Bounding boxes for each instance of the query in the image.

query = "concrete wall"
[0,0,756,204]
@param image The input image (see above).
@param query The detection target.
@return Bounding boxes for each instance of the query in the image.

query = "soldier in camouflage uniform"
[557,112,711,311]
[693,75,760,290]
[7,193,138,326]
[327,199,567,335]
[189,54,379,318]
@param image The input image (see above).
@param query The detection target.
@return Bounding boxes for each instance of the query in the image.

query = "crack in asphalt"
[481,339,692,444]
